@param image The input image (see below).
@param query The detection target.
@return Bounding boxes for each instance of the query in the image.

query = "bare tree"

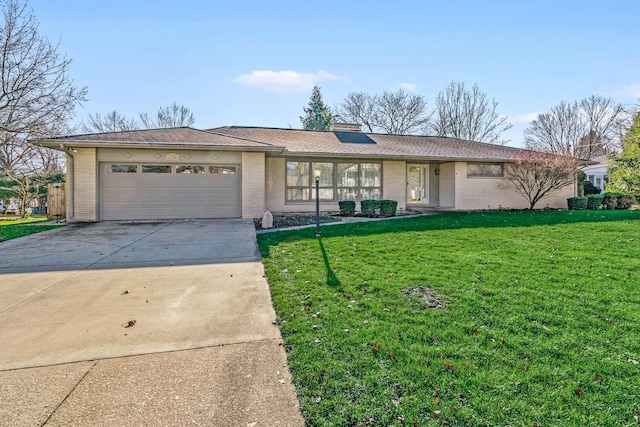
[140,102,196,128]
[82,103,196,133]
[0,0,86,216]
[430,81,512,144]
[0,0,87,176]
[504,151,579,209]
[335,89,430,135]
[80,110,139,133]
[375,89,430,134]
[335,92,377,132]
[525,95,626,159]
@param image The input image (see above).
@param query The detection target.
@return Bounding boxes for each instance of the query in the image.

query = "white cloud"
[398,82,416,91]
[233,69,344,93]
[508,112,541,124]
[605,82,640,99]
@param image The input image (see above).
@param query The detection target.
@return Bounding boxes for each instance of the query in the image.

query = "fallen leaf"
[391,396,403,406]
[575,388,584,397]
[444,362,453,372]
[449,406,456,411]
[595,373,603,381]
[122,320,136,328]
[600,317,611,323]
[434,396,440,405]
[432,410,441,420]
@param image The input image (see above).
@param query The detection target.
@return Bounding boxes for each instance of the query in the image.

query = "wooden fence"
[47,183,65,219]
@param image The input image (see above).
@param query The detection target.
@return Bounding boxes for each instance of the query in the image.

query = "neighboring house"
[0,199,19,215]
[582,155,608,194]
[36,125,575,222]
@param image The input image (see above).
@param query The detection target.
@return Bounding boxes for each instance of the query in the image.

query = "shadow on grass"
[317,235,341,287]
[257,210,640,259]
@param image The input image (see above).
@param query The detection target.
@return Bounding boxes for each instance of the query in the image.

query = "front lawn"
[0,216,64,242]
[258,210,640,426]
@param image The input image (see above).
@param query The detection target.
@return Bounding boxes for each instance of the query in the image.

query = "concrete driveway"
[0,219,304,426]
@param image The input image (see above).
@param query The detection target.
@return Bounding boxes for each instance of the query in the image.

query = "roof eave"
[267,151,521,163]
[36,140,284,153]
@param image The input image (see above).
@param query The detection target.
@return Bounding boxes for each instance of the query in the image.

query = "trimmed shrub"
[338,200,356,216]
[583,180,601,195]
[360,199,381,217]
[602,193,618,210]
[567,196,588,210]
[616,194,637,210]
[586,194,604,210]
[601,192,635,209]
[379,200,398,217]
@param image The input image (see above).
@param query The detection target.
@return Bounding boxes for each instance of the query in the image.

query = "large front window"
[467,163,503,178]
[286,161,381,202]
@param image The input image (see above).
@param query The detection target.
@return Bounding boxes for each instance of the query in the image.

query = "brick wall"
[72,148,97,221]
[242,152,266,218]
[382,160,406,211]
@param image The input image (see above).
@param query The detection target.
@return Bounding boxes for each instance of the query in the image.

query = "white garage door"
[100,163,241,220]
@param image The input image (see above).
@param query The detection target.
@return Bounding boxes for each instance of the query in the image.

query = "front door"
[407,164,429,205]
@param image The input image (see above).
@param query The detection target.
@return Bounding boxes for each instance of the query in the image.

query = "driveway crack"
[40,361,98,427]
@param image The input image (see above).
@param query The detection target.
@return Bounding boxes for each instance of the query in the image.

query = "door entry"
[407,164,429,204]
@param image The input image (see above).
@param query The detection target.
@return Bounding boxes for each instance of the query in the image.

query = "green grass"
[0,216,64,241]
[258,210,640,426]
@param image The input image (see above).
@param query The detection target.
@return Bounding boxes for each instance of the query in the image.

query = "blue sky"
[28,0,640,147]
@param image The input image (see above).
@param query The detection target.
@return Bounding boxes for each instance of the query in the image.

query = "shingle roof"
[37,125,536,162]
[208,126,531,162]
[36,127,276,149]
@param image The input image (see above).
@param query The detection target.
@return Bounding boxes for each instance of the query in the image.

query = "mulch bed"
[254,210,423,230]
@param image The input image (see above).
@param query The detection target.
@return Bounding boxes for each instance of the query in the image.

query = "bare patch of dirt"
[401,286,447,309]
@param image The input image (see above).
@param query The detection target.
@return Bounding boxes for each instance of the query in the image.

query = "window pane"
[360,163,381,187]
[142,165,171,173]
[337,188,357,201]
[287,162,309,187]
[361,188,381,200]
[311,162,333,186]
[177,165,205,174]
[110,164,137,173]
[337,163,358,187]
[311,188,334,201]
[467,163,503,177]
[209,166,236,174]
[287,188,310,201]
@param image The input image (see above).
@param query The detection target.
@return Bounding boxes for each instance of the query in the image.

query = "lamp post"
[314,168,321,236]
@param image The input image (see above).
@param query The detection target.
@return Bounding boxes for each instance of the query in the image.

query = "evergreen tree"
[607,112,640,196]
[300,85,333,130]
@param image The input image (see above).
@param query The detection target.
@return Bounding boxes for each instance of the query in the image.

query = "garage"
[100,162,241,220]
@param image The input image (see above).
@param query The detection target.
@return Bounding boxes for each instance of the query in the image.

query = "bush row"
[338,200,398,217]
[568,193,637,210]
